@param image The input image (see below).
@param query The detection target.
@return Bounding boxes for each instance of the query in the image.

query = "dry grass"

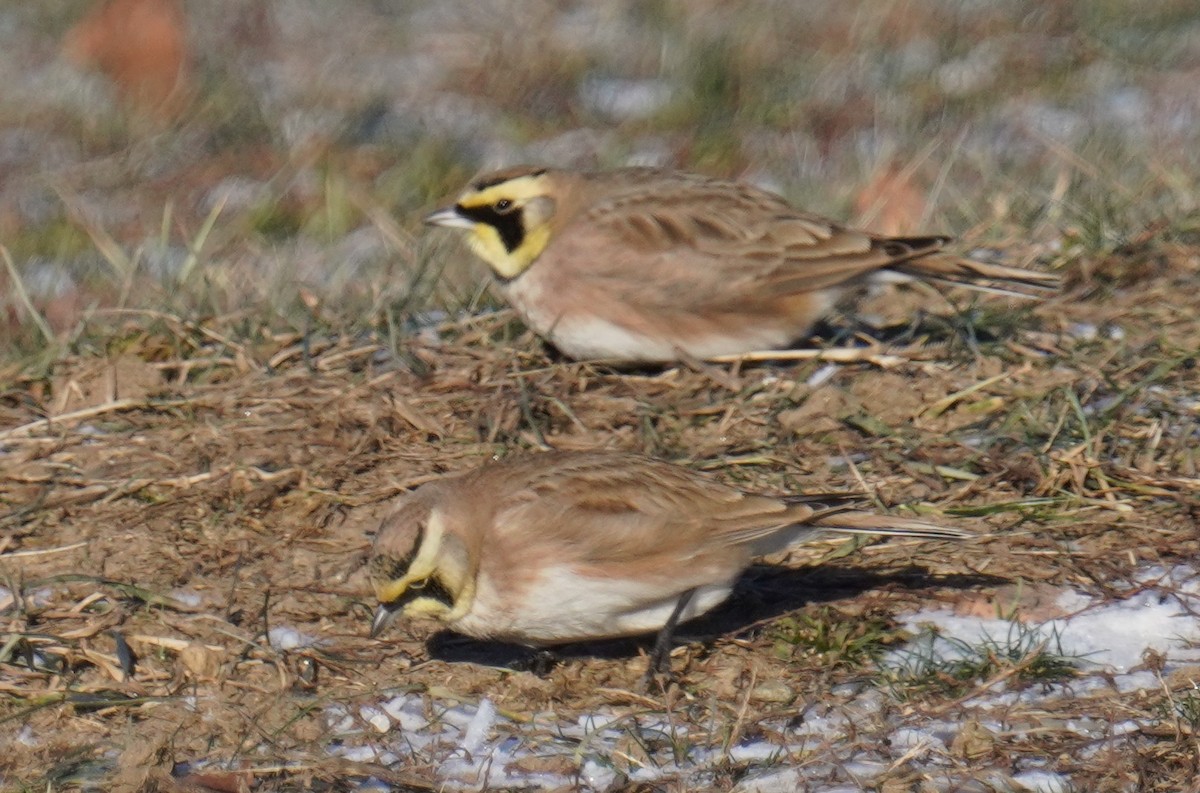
[2,237,1200,789]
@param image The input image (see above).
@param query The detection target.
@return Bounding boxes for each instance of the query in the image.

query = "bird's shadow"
[425,562,1007,670]
[807,310,1028,350]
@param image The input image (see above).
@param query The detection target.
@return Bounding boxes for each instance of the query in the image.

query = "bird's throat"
[469,223,551,280]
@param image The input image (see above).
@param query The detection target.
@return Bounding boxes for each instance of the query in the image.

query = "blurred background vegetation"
[1,0,1198,369]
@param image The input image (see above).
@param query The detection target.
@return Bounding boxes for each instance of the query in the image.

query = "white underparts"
[501,275,833,362]
[453,564,735,644]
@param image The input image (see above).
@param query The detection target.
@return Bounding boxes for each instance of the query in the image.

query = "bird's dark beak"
[424,206,475,230]
[370,603,397,639]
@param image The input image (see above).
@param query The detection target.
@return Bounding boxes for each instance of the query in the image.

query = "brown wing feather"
[574,171,906,306]
[562,168,1055,305]
[482,451,795,565]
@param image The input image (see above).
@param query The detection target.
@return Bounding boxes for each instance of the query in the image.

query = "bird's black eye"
[494,198,513,212]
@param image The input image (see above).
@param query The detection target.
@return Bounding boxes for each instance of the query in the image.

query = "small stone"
[360,705,391,734]
[951,719,995,760]
[179,642,219,679]
[750,680,794,703]
[880,776,917,793]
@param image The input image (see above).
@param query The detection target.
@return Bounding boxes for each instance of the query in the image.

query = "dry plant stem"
[1,245,54,344]
[0,397,194,441]
[0,541,88,558]
[708,347,907,367]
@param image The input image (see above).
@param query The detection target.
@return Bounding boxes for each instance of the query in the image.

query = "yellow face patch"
[464,223,552,280]
[453,174,555,279]
[373,509,449,608]
[372,509,475,624]
[400,593,456,619]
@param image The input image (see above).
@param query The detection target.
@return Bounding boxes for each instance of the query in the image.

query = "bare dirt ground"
[3,239,1200,791]
[3,1,1200,790]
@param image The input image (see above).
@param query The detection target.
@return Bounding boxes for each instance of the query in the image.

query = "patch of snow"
[577,711,623,733]
[170,589,204,608]
[733,766,808,793]
[1115,670,1161,693]
[438,702,488,730]
[1054,588,1093,612]
[267,626,316,650]
[898,571,1200,674]
[889,727,946,759]
[793,708,852,736]
[325,703,357,734]
[579,757,618,790]
[440,749,566,791]
[727,741,786,764]
[1012,769,1071,793]
[28,587,53,607]
[338,745,382,763]
[381,694,429,732]
[842,757,889,779]
[461,698,495,756]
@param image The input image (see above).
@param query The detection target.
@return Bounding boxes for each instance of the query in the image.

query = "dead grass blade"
[1,244,55,345]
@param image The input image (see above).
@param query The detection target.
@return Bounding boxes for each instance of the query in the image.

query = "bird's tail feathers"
[811,509,973,541]
[894,253,1059,299]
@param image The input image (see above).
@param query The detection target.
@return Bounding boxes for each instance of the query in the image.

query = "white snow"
[898,567,1200,674]
[267,626,316,650]
[339,745,382,763]
[28,587,53,607]
[1012,770,1072,793]
[890,727,945,754]
[461,698,495,756]
[726,741,786,763]
[1115,670,1160,693]
[169,588,204,608]
[579,758,618,790]
[732,767,806,793]
[380,694,428,731]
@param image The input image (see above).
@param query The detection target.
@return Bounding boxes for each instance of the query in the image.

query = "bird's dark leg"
[642,588,697,688]
[891,307,929,345]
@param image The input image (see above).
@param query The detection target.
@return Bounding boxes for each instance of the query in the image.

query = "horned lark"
[368,450,971,677]
[425,165,1058,363]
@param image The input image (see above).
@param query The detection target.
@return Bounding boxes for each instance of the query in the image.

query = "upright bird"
[426,165,1058,363]
[368,450,972,679]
